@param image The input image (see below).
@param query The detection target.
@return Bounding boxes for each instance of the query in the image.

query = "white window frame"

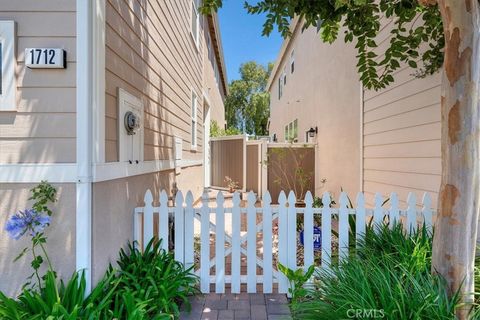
[0,21,16,111]
[285,119,298,142]
[191,0,200,49]
[191,89,198,149]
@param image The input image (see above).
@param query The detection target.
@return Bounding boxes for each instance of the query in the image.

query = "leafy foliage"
[0,271,116,319]
[278,263,315,304]
[224,61,272,135]
[5,182,57,290]
[201,0,443,91]
[284,223,461,319]
[210,120,241,137]
[0,239,198,319]
[29,181,57,217]
[92,239,199,319]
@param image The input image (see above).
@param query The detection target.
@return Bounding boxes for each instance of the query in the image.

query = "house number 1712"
[25,48,66,69]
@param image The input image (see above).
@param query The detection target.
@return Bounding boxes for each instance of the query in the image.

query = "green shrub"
[0,270,116,319]
[94,239,199,319]
[1,182,198,319]
[288,223,461,320]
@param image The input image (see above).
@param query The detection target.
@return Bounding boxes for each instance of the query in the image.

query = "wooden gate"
[210,135,246,190]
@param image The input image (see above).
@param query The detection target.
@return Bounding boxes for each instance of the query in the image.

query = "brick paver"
[179,293,292,320]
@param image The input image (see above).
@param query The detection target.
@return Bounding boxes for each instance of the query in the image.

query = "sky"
[217,1,283,82]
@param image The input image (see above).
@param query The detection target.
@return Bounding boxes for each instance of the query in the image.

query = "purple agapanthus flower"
[5,209,50,240]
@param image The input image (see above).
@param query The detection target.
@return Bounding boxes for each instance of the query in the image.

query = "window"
[191,0,200,46]
[191,90,198,148]
[278,77,283,99]
[284,119,298,142]
[0,21,15,111]
[290,50,295,73]
[283,67,287,85]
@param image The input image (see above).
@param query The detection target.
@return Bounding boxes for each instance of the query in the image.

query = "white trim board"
[76,0,93,294]
[93,159,203,182]
[0,21,16,111]
[0,163,77,183]
[0,160,204,183]
[92,0,106,163]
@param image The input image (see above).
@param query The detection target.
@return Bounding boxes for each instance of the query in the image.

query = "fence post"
[321,192,332,270]
[287,191,297,278]
[373,193,383,232]
[184,191,194,271]
[338,192,349,261]
[304,192,314,271]
[355,192,366,250]
[406,193,417,234]
[159,190,169,252]
[247,191,257,293]
[143,189,154,251]
[422,193,433,232]
[215,191,225,293]
[278,191,288,293]
[262,191,273,293]
[389,192,399,228]
[174,191,184,264]
[231,192,241,294]
[200,190,210,293]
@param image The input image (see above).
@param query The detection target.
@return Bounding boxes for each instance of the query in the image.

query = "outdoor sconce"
[306,126,318,142]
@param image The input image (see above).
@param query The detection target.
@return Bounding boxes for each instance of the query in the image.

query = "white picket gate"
[134,190,434,294]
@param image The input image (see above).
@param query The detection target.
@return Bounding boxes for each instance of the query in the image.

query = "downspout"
[76,0,93,293]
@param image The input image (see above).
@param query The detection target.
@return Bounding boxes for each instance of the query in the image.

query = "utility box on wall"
[174,137,183,174]
[118,88,144,163]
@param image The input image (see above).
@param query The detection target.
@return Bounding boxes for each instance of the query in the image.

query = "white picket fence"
[134,189,434,294]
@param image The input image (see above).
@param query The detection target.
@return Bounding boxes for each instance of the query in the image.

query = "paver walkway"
[179,293,292,320]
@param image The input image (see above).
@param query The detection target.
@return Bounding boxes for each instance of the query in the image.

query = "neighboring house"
[268,17,441,209]
[0,0,227,295]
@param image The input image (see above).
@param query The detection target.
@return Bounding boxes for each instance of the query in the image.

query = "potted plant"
[225,176,240,193]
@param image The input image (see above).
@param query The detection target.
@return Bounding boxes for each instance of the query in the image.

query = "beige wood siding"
[363,69,441,208]
[0,1,76,163]
[105,0,205,162]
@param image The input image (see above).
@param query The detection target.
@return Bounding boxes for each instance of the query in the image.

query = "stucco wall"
[0,0,76,163]
[268,23,361,198]
[91,166,203,284]
[0,183,76,296]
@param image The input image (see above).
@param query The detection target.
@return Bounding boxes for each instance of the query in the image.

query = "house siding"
[0,1,77,296]
[91,0,226,284]
[105,0,205,162]
[0,183,76,296]
[268,21,361,198]
[362,19,442,208]
[0,1,76,163]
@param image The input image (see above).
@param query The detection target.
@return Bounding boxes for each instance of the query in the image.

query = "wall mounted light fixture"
[306,126,318,142]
